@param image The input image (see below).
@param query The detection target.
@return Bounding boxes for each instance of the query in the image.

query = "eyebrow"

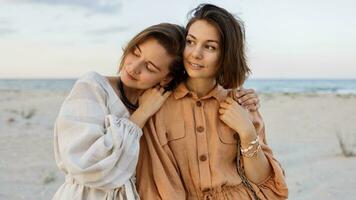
[187,34,219,44]
[136,45,161,71]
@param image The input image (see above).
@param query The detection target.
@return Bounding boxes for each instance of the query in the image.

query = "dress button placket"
[194,99,212,189]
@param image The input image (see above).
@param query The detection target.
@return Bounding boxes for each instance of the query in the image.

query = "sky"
[0,0,355,79]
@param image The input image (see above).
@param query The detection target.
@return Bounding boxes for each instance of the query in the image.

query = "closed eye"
[146,64,156,73]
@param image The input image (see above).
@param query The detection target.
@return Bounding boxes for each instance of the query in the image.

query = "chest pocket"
[218,120,238,145]
[156,110,186,146]
[166,120,186,144]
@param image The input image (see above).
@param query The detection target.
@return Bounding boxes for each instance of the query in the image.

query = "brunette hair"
[188,4,259,200]
[186,4,251,89]
[119,23,187,90]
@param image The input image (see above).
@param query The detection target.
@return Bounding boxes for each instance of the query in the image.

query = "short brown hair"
[186,4,251,89]
[119,23,187,90]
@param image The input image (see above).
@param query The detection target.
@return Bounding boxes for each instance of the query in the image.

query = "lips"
[188,61,204,70]
[125,69,138,81]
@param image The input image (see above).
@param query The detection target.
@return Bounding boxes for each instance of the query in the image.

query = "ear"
[159,75,173,87]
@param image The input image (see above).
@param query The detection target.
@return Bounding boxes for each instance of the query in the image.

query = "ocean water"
[0,79,76,92]
[1,78,356,94]
[243,79,356,94]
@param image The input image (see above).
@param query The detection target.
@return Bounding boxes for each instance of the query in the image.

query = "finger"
[244,88,256,94]
[219,102,230,109]
[245,103,258,111]
[242,98,259,108]
[248,106,258,112]
[241,102,257,110]
[218,108,225,114]
[162,90,172,98]
[257,102,261,109]
[239,92,257,101]
[241,98,258,107]
[153,85,161,92]
[236,88,254,98]
[235,90,247,99]
[245,104,258,112]
[219,114,225,121]
[225,97,235,104]
[159,87,165,94]
[238,93,258,104]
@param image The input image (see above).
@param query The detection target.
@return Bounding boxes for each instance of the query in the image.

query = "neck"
[185,77,216,98]
[121,83,144,106]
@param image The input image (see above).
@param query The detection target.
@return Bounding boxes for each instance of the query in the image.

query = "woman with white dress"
[52,23,186,200]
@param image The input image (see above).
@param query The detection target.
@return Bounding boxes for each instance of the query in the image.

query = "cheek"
[183,48,191,60]
[121,56,132,70]
[210,53,220,66]
[140,73,162,86]
[208,54,221,74]
[123,53,139,65]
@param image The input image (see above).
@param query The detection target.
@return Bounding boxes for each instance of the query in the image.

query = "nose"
[191,46,203,60]
[127,58,144,75]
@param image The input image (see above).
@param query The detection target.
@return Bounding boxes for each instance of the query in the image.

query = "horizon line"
[1,77,356,80]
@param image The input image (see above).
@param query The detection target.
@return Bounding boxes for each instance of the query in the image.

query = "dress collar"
[173,82,228,102]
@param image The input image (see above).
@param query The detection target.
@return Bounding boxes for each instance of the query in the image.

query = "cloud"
[87,26,129,35]
[0,0,122,14]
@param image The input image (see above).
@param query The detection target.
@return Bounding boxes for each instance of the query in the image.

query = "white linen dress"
[53,72,141,200]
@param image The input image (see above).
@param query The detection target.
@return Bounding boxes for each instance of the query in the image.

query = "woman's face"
[183,20,221,80]
[121,38,173,89]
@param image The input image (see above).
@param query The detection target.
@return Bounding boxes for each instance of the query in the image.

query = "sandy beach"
[0,89,356,200]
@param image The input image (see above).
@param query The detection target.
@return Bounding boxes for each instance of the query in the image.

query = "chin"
[121,76,138,88]
[120,75,131,85]
[186,70,205,79]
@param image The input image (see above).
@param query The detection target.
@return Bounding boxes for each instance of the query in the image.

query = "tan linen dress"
[137,83,288,200]
[53,72,141,200]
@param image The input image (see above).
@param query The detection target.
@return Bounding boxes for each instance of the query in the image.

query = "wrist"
[138,105,154,119]
[137,106,149,117]
[239,130,258,147]
[130,108,150,128]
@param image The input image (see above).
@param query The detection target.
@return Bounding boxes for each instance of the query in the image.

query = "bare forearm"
[129,108,150,128]
[242,148,272,184]
[240,134,272,184]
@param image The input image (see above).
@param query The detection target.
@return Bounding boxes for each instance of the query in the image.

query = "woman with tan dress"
[136,4,289,200]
